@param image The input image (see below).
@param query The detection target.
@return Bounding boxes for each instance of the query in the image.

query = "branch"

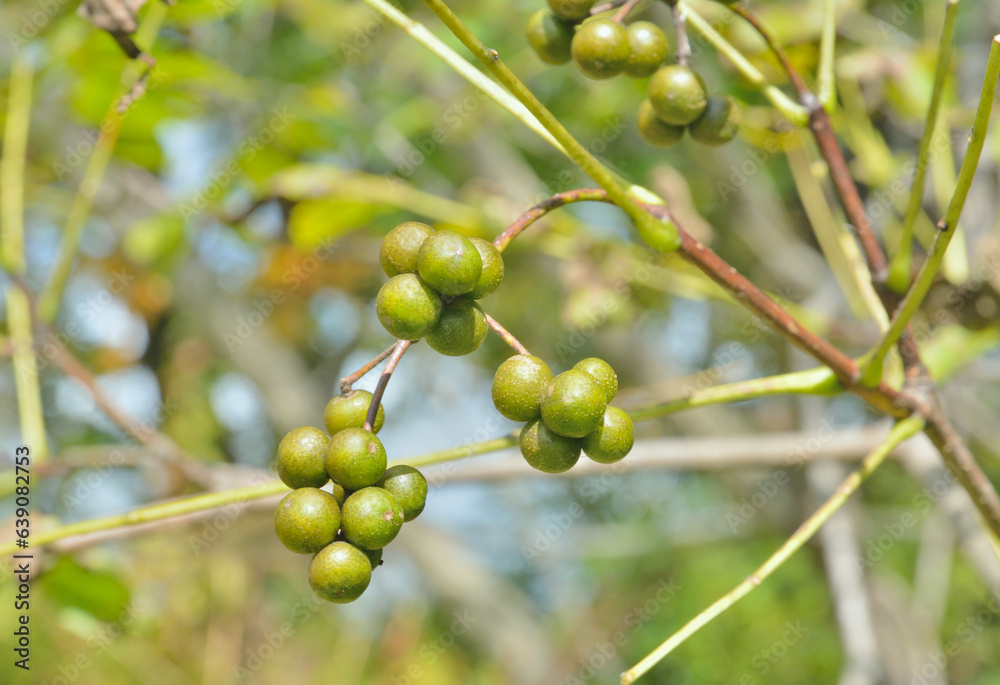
[364,339,411,431]
[671,2,692,67]
[339,341,400,393]
[493,188,611,252]
[620,415,926,684]
[817,0,837,109]
[484,314,530,355]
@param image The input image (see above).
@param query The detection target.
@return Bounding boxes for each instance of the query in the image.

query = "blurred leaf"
[40,556,131,623]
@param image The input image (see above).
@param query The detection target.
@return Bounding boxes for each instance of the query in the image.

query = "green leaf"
[40,556,131,623]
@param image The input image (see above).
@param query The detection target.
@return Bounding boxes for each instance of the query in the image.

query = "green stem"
[7,289,48,461]
[1,55,31,274]
[620,415,925,684]
[861,34,1000,388]
[887,0,961,295]
[36,2,168,323]
[627,366,841,422]
[677,1,810,126]
[420,0,681,253]
[817,0,837,109]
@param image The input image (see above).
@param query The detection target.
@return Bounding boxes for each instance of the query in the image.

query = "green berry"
[416,231,483,296]
[540,370,608,438]
[571,19,630,80]
[377,465,428,521]
[624,22,669,78]
[573,357,618,402]
[275,426,330,489]
[492,355,553,422]
[519,418,581,473]
[581,406,634,464]
[426,300,488,356]
[375,273,442,340]
[526,9,575,66]
[548,0,594,20]
[689,95,741,146]
[308,541,372,603]
[362,546,384,569]
[324,390,384,435]
[379,221,435,277]
[648,65,708,125]
[325,428,387,491]
[332,482,349,508]
[340,487,405,550]
[273,488,341,554]
[466,237,504,299]
[637,99,685,147]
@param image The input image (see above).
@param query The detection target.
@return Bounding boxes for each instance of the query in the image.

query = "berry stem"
[620,415,925,684]
[493,188,612,252]
[611,0,641,25]
[339,341,402,393]
[590,0,629,17]
[364,339,412,431]
[670,2,691,67]
[484,314,530,355]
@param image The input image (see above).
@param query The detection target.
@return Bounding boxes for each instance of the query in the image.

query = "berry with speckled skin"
[519,418,582,473]
[548,0,594,20]
[572,19,630,80]
[689,95,741,146]
[325,428,387,491]
[273,488,341,554]
[426,300,488,356]
[380,221,435,277]
[376,273,442,341]
[275,426,330,489]
[637,99,685,147]
[340,487,405,550]
[308,541,372,603]
[492,355,554,422]
[573,357,618,402]
[540,370,608,438]
[378,465,428,521]
[324,390,384,436]
[624,22,669,78]
[417,231,483,296]
[526,9,575,66]
[648,65,707,125]
[581,407,634,463]
[466,237,505,299]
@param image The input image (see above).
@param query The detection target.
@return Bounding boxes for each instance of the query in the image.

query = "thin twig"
[339,341,400,393]
[590,0,628,16]
[671,2,691,67]
[620,415,926,684]
[484,314,530,355]
[364,339,411,431]
[612,0,642,25]
[817,0,837,108]
[493,188,610,252]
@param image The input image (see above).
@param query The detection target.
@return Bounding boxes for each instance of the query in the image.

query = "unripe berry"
[340,487,405,550]
[519,418,581,473]
[275,426,329,489]
[377,465,428,521]
[426,299,488,356]
[375,273,442,341]
[325,428,388,491]
[492,355,553,422]
[324,390,384,435]
[540,370,608,438]
[466,237,505,299]
[548,0,594,20]
[526,9,575,66]
[308,541,372,603]
[417,231,483,296]
[380,221,435,277]
[571,19,630,80]
[581,406,634,463]
[637,99,685,147]
[273,488,341,554]
[689,95,741,146]
[573,357,618,402]
[624,22,669,78]
[648,65,708,125]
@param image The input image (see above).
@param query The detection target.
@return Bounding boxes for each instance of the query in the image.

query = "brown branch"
[339,341,401,393]
[364,339,411,431]
[484,314,530,355]
[612,0,642,24]
[493,188,610,252]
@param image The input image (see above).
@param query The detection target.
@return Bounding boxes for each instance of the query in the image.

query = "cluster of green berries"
[525,2,740,148]
[492,355,635,473]
[273,391,427,603]
[375,221,504,355]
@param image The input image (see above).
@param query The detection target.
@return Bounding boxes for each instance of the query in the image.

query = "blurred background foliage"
[2,0,1000,683]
